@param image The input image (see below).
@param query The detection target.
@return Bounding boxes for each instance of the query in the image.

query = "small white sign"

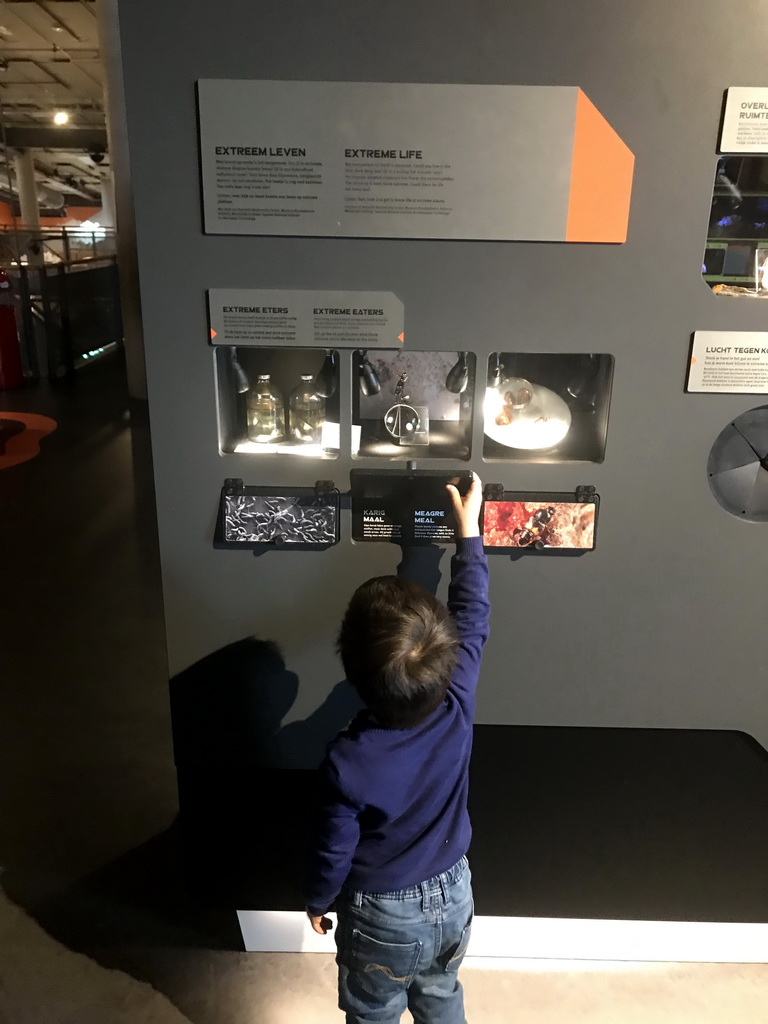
[721,87,768,153]
[688,331,768,393]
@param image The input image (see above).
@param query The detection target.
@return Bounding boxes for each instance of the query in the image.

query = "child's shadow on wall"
[170,636,362,773]
[170,637,359,908]
[168,545,444,907]
[170,544,444,773]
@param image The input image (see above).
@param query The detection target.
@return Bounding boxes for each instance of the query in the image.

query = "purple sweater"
[304,537,490,915]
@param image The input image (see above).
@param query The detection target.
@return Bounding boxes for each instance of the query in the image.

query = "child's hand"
[307,911,333,935]
[446,473,483,538]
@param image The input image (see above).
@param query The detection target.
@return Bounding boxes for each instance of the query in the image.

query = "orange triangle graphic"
[566,90,634,243]
[397,332,404,343]
[210,328,217,340]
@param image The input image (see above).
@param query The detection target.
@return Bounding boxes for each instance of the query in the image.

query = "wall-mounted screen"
[224,495,337,545]
[483,499,597,550]
[215,483,340,549]
[703,156,768,298]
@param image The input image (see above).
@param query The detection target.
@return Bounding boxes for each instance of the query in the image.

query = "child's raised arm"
[444,475,490,708]
[446,473,483,538]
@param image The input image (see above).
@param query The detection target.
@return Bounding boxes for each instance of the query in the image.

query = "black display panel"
[350,469,472,544]
[702,246,726,276]
[215,480,339,549]
[482,489,599,551]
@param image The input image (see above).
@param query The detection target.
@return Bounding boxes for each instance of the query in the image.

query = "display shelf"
[352,350,475,461]
[214,346,340,458]
[481,352,613,464]
[233,441,328,457]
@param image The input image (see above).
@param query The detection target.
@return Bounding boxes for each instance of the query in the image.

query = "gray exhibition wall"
[111,0,768,758]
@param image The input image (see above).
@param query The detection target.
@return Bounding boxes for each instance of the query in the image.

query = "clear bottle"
[246,374,285,443]
[289,374,326,443]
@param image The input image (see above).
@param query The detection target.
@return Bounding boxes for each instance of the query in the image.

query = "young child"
[304,474,490,1024]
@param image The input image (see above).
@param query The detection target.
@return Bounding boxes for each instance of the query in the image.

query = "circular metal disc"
[708,405,768,521]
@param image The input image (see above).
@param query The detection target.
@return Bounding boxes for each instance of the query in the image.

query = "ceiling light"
[53,110,69,125]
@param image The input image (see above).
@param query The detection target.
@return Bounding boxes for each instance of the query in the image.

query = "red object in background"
[0,269,23,390]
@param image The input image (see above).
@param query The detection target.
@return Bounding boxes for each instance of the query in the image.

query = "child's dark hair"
[337,576,458,728]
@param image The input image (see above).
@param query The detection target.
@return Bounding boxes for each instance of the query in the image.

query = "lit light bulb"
[53,110,69,125]
[483,376,571,450]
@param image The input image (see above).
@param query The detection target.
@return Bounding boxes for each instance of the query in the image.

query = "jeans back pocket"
[349,928,422,986]
[441,918,472,972]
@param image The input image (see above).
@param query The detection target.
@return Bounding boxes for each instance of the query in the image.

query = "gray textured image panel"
[223,496,336,544]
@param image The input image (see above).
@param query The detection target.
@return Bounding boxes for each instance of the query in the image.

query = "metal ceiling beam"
[35,0,84,42]
[0,50,101,60]
[29,57,73,89]
[3,125,107,148]
[1,1,59,50]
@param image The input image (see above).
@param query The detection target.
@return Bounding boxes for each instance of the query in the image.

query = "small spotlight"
[314,350,338,399]
[445,351,470,394]
[53,110,69,125]
[358,350,381,396]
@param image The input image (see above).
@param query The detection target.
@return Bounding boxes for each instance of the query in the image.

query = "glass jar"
[246,374,285,443]
[289,374,326,443]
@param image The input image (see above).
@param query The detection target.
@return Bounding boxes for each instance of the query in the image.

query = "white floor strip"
[236,911,768,963]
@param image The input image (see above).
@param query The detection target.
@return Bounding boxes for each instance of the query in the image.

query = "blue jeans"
[335,857,473,1024]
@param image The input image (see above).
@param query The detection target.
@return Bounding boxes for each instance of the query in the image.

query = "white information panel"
[208,289,404,350]
[688,331,768,393]
[721,88,768,153]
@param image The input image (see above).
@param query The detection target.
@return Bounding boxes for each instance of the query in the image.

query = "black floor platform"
[468,725,768,922]
[177,725,768,923]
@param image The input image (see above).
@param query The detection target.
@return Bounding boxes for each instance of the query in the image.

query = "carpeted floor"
[0,889,192,1024]
[3,885,768,1024]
